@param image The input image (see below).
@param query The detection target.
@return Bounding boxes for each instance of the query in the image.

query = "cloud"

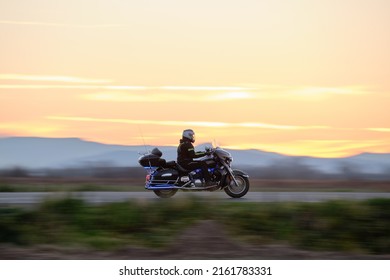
[48,116,329,130]
[0,77,252,95]
[83,85,369,103]
[0,122,62,135]
[293,139,390,156]
[81,91,256,102]
[366,128,390,132]
[0,77,370,103]
[250,86,371,100]
[238,122,329,130]
[0,85,146,90]
[159,86,256,91]
[48,116,227,128]
[0,20,123,28]
[288,87,367,96]
[206,92,255,101]
[0,74,112,84]
[0,85,115,90]
[103,86,148,90]
[82,92,191,102]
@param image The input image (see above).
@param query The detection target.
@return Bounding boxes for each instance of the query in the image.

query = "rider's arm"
[193,150,206,158]
[186,143,206,159]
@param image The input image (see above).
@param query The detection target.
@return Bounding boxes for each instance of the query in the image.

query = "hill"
[1,137,389,178]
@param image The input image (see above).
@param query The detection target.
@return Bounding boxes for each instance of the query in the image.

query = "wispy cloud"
[0,74,112,84]
[366,127,390,132]
[0,76,251,94]
[48,116,228,128]
[294,139,390,156]
[257,86,371,100]
[0,85,121,90]
[0,85,249,92]
[1,85,249,97]
[0,76,371,103]
[81,91,255,102]
[0,20,123,28]
[159,86,256,91]
[80,85,369,103]
[238,122,329,130]
[82,85,370,103]
[0,122,62,134]
[48,116,329,130]
[82,92,191,102]
[287,87,368,96]
[206,92,255,101]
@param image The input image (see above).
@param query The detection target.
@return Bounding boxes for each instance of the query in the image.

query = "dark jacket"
[177,139,205,165]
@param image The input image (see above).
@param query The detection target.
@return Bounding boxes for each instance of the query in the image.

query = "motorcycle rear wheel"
[153,189,178,198]
[224,174,249,198]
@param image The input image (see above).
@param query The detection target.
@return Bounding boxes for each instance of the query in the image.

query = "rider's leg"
[186,161,211,184]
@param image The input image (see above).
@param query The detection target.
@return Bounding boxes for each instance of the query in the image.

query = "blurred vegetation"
[0,181,145,192]
[220,199,390,254]
[0,197,389,254]
[1,178,390,193]
[2,163,390,181]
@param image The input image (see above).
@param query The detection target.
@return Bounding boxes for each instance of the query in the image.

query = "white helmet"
[182,129,195,143]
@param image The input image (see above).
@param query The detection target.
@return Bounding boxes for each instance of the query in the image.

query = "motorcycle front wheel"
[224,174,250,198]
[153,189,178,198]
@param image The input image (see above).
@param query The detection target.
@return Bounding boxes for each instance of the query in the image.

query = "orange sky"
[1,0,389,157]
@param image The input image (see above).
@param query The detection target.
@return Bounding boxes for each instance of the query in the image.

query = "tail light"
[145,174,151,182]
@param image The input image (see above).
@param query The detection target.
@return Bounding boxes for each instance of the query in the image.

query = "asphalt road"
[1,191,390,205]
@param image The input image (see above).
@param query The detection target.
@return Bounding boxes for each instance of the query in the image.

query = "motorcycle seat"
[176,163,191,173]
[165,160,177,168]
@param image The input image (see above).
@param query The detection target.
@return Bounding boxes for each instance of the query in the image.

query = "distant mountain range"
[1,137,390,177]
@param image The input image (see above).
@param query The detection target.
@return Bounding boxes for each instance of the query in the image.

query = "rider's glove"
[204,146,213,156]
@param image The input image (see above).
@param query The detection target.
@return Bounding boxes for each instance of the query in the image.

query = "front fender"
[232,169,249,178]
[220,169,249,187]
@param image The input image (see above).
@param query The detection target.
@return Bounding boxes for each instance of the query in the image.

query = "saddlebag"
[150,169,179,186]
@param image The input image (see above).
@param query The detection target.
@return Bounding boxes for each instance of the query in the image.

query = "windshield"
[212,139,220,149]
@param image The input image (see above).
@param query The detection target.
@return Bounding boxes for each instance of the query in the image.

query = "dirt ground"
[1,220,388,260]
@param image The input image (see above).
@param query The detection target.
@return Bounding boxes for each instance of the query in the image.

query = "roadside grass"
[0,182,145,192]
[0,197,389,254]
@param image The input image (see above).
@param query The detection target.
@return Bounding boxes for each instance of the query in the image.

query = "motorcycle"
[138,146,250,198]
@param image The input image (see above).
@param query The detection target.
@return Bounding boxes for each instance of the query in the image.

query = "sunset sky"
[1,0,389,157]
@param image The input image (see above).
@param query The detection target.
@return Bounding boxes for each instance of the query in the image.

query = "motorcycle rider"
[177,129,213,186]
